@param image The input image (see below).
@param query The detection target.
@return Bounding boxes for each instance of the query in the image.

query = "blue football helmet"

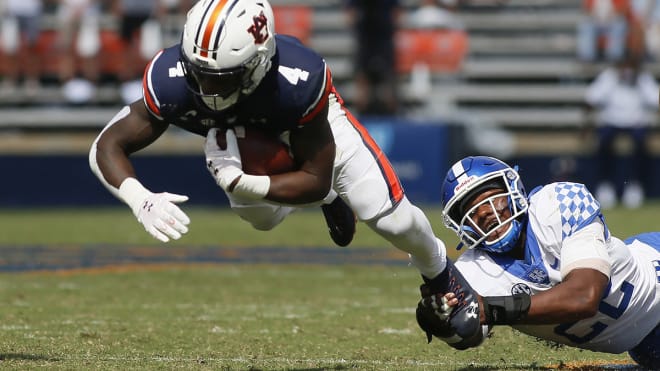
[441,156,528,253]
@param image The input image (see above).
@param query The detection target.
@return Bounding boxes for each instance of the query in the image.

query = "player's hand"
[134,192,190,242]
[423,291,456,320]
[416,292,455,337]
[416,291,489,350]
[416,259,489,350]
[205,128,244,192]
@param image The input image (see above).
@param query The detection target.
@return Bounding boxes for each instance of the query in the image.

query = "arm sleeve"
[560,221,611,280]
[88,105,132,199]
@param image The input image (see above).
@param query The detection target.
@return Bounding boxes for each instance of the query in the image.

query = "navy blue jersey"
[142,35,333,137]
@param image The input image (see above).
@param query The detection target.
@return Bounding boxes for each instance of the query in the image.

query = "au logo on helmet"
[248,11,269,44]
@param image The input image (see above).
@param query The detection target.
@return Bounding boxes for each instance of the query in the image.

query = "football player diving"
[88,0,482,333]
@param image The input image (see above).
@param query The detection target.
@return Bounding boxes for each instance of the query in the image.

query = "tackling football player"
[416,156,659,369]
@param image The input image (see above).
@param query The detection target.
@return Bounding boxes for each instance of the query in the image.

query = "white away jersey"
[454,182,660,353]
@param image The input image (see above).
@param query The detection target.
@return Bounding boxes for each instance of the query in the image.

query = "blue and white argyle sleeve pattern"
[554,182,602,239]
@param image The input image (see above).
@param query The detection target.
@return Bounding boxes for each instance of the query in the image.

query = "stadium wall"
[1,119,658,207]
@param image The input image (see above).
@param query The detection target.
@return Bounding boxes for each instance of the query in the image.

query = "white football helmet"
[180,0,276,111]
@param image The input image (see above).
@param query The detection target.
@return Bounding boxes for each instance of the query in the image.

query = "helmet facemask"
[181,48,271,111]
[444,169,528,253]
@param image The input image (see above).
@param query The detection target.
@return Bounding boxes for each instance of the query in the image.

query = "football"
[216,126,296,175]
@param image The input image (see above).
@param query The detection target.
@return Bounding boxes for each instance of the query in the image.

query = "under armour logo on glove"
[135,192,190,243]
[142,201,154,212]
[207,160,219,176]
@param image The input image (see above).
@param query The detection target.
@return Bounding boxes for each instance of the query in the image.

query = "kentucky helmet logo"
[247,11,269,44]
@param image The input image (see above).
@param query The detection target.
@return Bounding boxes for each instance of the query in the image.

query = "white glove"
[205,128,244,191]
[134,192,190,242]
[118,178,190,242]
[204,128,270,199]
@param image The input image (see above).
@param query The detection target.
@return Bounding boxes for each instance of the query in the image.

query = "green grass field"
[0,204,656,370]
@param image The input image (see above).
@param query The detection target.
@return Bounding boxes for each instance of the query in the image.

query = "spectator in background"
[111,0,164,104]
[577,0,631,62]
[159,0,193,46]
[56,0,102,104]
[584,50,659,208]
[631,0,660,59]
[410,0,464,30]
[343,0,401,116]
[1,0,43,97]
[406,0,466,100]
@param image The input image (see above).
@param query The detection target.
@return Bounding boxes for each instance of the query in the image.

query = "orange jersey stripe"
[342,105,405,204]
[200,0,229,58]
[142,61,161,117]
[299,67,333,125]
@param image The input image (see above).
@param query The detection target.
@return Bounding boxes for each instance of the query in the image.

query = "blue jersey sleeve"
[142,45,192,121]
[271,35,331,127]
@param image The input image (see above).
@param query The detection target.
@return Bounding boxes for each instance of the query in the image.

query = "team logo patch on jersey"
[527,268,548,284]
[511,283,532,295]
[653,260,660,283]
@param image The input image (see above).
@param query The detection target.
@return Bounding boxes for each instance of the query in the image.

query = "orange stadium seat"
[0,28,128,80]
[272,5,312,45]
[97,30,127,77]
[395,29,469,74]
[34,30,60,77]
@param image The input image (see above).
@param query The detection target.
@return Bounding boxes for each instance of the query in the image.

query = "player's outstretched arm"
[427,267,608,330]
[517,268,608,324]
[89,101,190,242]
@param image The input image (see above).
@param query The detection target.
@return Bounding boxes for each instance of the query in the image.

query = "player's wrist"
[482,293,531,325]
[118,177,152,216]
[214,165,243,190]
[231,174,270,199]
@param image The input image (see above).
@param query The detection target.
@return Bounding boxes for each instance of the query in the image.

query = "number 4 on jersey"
[279,66,309,85]
[169,62,185,78]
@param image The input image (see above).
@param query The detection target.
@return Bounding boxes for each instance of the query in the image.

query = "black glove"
[416,258,488,350]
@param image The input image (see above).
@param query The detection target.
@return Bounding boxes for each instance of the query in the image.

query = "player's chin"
[486,223,512,243]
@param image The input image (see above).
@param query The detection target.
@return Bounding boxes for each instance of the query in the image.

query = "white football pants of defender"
[226,94,447,279]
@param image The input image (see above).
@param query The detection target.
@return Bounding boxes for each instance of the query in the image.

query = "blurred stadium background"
[0,2,654,368]
[0,0,658,207]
